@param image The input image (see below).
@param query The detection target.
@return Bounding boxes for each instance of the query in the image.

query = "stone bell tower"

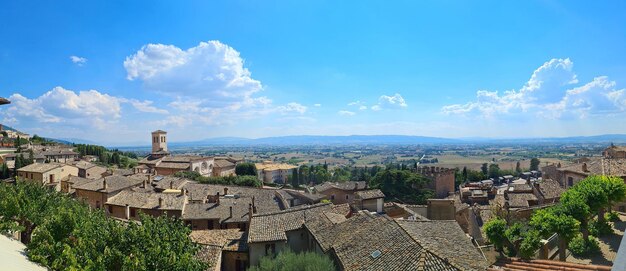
[151,130,168,155]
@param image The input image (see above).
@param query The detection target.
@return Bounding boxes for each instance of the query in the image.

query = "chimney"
[158,197,163,208]
[252,196,256,209]
[142,179,147,188]
[102,179,107,190]
[557,162,561,168]
[125,204,130,220]
[148,175,153,184]
[180,188,185,196]
[170,181,174,189]
[224,187,229,195]
[230,206,233,218]
[582,163,588,172]
[248,203,253,216]
[216,192,220,205]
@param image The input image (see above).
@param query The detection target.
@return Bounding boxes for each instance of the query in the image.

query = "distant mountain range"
[5,124,626,148]
[160,134,626,147]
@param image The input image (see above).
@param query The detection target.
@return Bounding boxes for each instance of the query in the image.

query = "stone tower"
[151,130,168,154]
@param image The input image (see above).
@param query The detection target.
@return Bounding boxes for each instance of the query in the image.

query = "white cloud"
[277,102,307,115]
[442,58,626,119]
[124,41,262,101]
[126,99,169,114]
[123,40,310,127]
[69,56,87,66]
[373,93,408,110]
[0,87,172,132]
[338,110,356,116]
[313,103,321,107]
[2,87,121,129]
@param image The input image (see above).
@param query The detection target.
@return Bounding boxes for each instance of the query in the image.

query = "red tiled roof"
[489,258,611,271]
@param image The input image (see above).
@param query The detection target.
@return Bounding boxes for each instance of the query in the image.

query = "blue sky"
[1,1,626,145]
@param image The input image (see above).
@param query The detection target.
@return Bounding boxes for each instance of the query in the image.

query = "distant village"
[1,124,626,271]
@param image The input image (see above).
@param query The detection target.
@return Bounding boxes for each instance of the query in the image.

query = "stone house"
[74,161,107,179]
[104,189,187,220]
[354,189,385,213]
[254,161,298,184]
[190,229,248,271]
[16,163,78,191]
[212,159,236,177]
[247,203,350,266]
[313,181,368,205]
[73,175,143,209]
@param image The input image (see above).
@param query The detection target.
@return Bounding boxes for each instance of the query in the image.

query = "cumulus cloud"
[1,87,121,129]
[338,110,356,116]
[0,87,170,131]
[124,41,262,101]
[70,55,87,66]
[442,58,625,119]
[125,99,169,114]
[123,40,309,127]
[277,102,307,115]
[371,93,407,111]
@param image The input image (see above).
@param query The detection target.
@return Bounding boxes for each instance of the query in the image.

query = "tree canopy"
[0,182,207,271]
[249,250,336,271]
[235,162,257,176]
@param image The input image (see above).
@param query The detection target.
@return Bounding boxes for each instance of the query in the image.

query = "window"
[108,205,112,214]
[96,201,101,209]
[346,195,349,200]
[331,195,335,200]
[130,209,136,217]
[265,244,276,255]
[208,220,214,230]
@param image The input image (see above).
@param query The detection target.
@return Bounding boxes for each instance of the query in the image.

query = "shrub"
[249,250,336,271]
[568,235,600,257]
[605,211,621,222]
[589,219,613,237]
[518,230,542,259]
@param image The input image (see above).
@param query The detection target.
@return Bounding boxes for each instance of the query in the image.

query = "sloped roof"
[17,162,61,173]
[73,175,143,193]
[106,190,186,211]
[558,157,626,177]
[248,203,336,243]
[190,229,246,247]
[314,181,368,193]
[506,193,538,208]
[397,220,489,271]
[489,258,611,271]
[182,198,251,223]
[355,189,385,200]
[214,159,235,168]
[536,179,565,200]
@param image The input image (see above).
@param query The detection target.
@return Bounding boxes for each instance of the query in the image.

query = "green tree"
[518,230,542,259]
[481,163,488,175]
[0,163,9,179]
[530,207,579,261]
[488,164,500,179]
[0,182,206,271]
[291,169,299,188]
[249,250,336,271]
[560,189,592,243]
[530,158,540,171]
[235,162,257,176]
[462,166,468,182]
[483,218,509,255]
